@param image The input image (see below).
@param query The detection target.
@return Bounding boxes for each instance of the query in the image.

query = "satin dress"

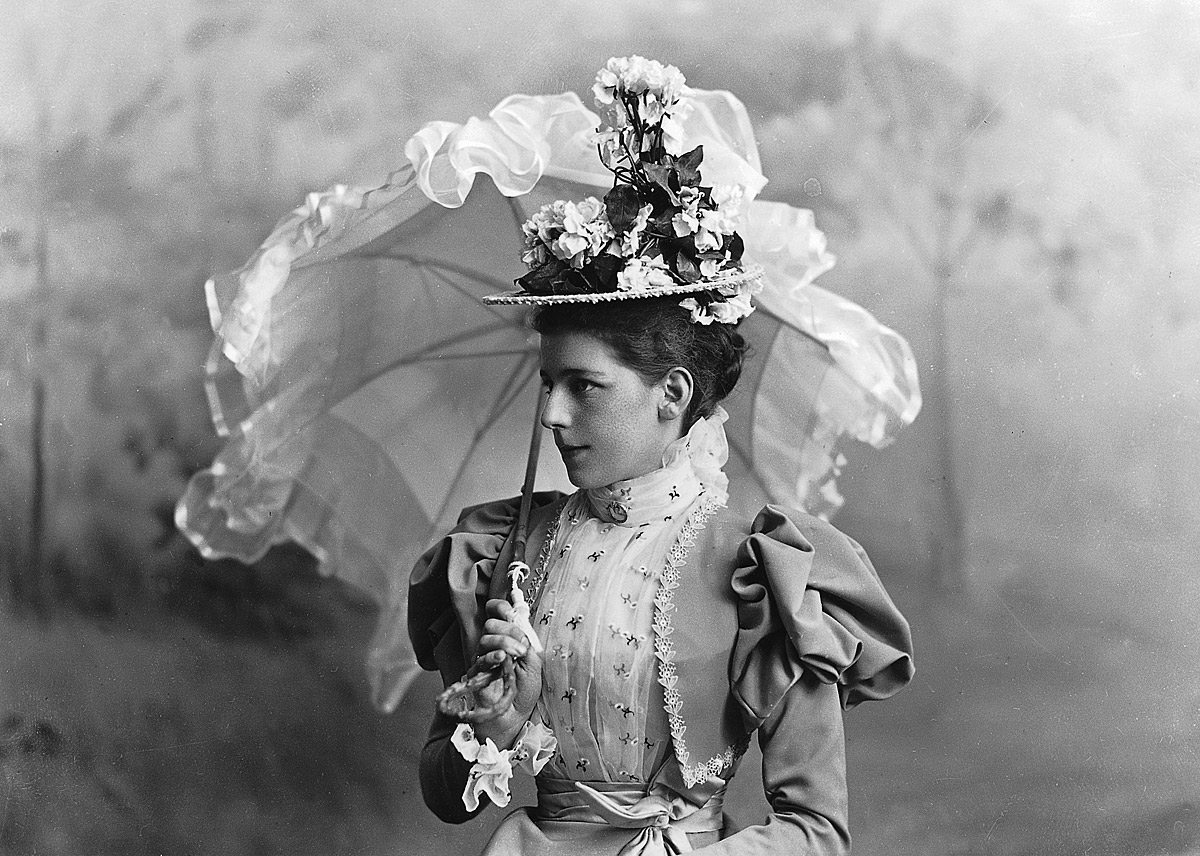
[409,410,914,854]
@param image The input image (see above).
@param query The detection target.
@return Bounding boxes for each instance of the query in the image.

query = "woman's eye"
[570,379,597,394]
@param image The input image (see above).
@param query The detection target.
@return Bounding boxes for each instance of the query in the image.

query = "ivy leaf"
[649,210,676,238]
[562,268,592,293]
[517,258,566,294]
[643,183,674,213]
[725,232,745,261]
[675,251,701,283]
[580,254,623,292]
[676,146,704,186]
[605,184,642,233]
[643,163,675,199]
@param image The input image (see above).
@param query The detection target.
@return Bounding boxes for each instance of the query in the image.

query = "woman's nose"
[540,387,567,429]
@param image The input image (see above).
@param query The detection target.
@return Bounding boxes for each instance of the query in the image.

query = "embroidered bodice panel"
[530,410,729,783]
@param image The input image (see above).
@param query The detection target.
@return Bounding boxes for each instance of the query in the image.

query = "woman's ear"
[659,367,693,422]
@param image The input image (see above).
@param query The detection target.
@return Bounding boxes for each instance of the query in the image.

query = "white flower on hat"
[660,111,690,156]
[711,289,755,323]
[671,186,702,239]
[708,185,745,235]
[593,65,621,105]
[595,55,691,143]
[519,197,613,269]
[622,56,688,105]
[620,204,655,256]
[679,279,760,325]
[616,255,675,292]
[511,57,760,324]
[678,296,712,324]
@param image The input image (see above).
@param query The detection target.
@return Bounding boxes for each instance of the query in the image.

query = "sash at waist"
[534,777,724,855]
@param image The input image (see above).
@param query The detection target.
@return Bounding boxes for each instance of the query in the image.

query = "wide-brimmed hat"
[482,56,763,326]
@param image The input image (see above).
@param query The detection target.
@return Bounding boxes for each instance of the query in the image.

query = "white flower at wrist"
[451,719,558,811]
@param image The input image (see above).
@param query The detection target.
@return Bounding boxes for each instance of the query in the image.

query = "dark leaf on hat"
[517,258,566,294]
[679,234,707,259]
[726,232,745,261]
[675,251,701,283]
[656,233,683,258]
[676,146,704,186]
[643,163,674,199]
[645,184,675,214]
[605,184,642,234]
[580,253,622,292]
[645,213,673,244]
[561,268,593,293]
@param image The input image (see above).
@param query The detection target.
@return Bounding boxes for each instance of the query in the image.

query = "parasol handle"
[505,389,545,654]
[512,387,544,564]
[435,382,546,721]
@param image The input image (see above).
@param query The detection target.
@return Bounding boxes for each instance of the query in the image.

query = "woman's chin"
[564,467,599,490]
[560,449,598,489]
[563,463,611,491]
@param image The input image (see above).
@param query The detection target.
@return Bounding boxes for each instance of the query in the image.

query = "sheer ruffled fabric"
[177,84,920,711]
[452,720,559,811]
[401,91,918,477]
[406,94,603,207]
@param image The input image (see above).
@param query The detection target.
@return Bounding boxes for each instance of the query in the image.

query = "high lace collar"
[585,407,730,527]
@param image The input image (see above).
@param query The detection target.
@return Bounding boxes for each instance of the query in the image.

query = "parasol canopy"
[176,89,920,712]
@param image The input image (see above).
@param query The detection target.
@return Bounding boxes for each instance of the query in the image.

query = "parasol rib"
[429,353,540,532]
[380,253,515,292]
[389,320,517,366]
[323,319,523,418]
[384,253,522,321]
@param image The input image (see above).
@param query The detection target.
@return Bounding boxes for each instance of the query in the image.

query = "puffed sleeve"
[698,505,911,854]
[407,491,563,823]
[701,674,850,855]
[729,505,914,728]
[411,495,515,683]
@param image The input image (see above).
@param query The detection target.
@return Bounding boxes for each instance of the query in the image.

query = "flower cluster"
[680,277,763,325]
[593,56,691,161]
[520,198,614,270]
[515,56,757,325]
[451,720,558,811]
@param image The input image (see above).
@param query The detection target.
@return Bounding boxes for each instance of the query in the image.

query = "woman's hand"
[470,598,544,748]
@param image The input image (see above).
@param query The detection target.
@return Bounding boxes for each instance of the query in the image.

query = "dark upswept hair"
[529,298,748,426]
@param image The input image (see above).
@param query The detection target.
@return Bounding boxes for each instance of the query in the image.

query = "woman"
[408,58,914,853]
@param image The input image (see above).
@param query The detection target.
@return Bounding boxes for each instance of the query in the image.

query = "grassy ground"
[1,531,1197,855]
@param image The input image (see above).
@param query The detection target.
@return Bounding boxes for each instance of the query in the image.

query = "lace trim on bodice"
[525,408,743,787]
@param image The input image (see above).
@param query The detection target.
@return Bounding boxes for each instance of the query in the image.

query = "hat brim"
[482,265,762,306]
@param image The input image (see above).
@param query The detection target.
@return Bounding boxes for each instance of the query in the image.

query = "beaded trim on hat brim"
[483,265,762,306]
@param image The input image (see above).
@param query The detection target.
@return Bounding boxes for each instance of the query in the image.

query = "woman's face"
[539,331,682,489]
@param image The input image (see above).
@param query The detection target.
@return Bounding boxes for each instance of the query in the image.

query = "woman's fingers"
[478,633,528,661]
[485,598,515,620]
[476,649,508,667]
[474,597,543,722]
[483,599,538,648]
[482,616,527,640]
